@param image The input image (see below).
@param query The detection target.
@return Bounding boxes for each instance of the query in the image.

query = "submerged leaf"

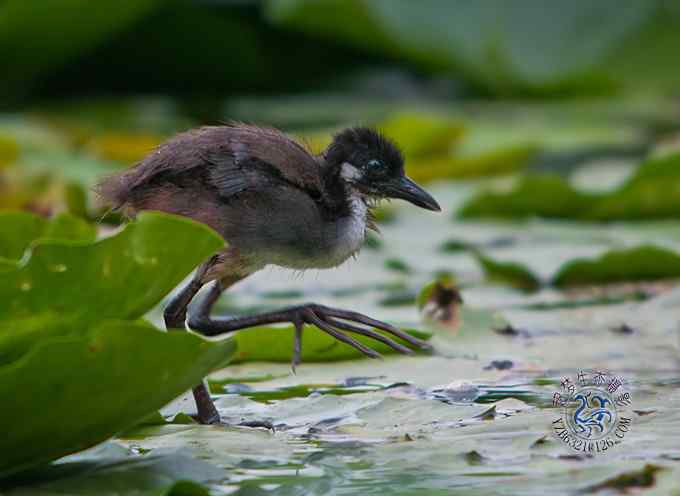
[586,464,665,492]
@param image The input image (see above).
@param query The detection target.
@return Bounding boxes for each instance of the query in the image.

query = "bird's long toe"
[314,305,431,350]
[325,317,413,354]
[305,308,382,358]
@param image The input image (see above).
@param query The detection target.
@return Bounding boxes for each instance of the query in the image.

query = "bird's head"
[324,127,441,212]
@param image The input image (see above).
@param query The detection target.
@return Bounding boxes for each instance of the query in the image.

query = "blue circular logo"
[565,386,617,440]
[552,370,632,453]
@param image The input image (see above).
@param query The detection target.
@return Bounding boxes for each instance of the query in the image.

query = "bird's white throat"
[340,162,363,182]
[321,185,367,266]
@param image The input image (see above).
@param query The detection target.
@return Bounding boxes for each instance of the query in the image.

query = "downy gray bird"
[98,123,441,424]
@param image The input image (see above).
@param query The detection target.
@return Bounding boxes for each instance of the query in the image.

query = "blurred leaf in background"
[267,0,680,97]
[553,245,680,287]
[471,244,680,289]
[0,0,165,103]
[590,152,680,220]
[2,0,383,107]
[475,252,542,292]
[459,152,680,221]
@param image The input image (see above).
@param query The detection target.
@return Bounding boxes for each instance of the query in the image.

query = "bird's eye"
[367,159,383,169]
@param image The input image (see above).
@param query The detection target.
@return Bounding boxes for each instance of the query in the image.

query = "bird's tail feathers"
[94,172,134,212]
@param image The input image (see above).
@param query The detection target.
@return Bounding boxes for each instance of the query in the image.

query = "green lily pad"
[229,324,431,364]
[0,319,235,478]
[460,153,680,221]
[626,152,680,185]
[384,257,412,274]
[553,245,680,287]
[588,153,680,220]
[0,210,47,260]
[0,212,233,477]
[41,212,97,242]
[0,211,96,270]
[459,174,599,220]
[0,212,224,321]
[468,244,680,289]
[475,252,542,292]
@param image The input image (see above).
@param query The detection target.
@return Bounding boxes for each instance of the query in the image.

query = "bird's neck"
[320,159,378,232]
[311,166,375,266]
[317,183,369,266]
[344,185,369,225]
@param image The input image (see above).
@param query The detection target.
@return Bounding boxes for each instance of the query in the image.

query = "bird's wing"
[97,124,324,207]
[200,124,325,198]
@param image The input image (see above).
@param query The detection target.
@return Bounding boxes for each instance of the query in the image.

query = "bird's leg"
[186,276,273,430]
[163,261,220,425]
[188,288,431,363]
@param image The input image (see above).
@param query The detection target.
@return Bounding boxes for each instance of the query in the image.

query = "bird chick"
[97,123,441,424]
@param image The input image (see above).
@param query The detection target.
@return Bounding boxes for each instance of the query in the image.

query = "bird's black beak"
[383,176,441,212]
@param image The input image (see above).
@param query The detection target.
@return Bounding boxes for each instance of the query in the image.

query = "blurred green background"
[2,0,680,217]
[5,0,680,103]
[3,0,680,218]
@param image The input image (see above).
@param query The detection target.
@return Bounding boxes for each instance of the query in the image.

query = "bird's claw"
[288,304,430,370]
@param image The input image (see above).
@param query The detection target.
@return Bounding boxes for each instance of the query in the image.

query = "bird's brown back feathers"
[96,123,322,211]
